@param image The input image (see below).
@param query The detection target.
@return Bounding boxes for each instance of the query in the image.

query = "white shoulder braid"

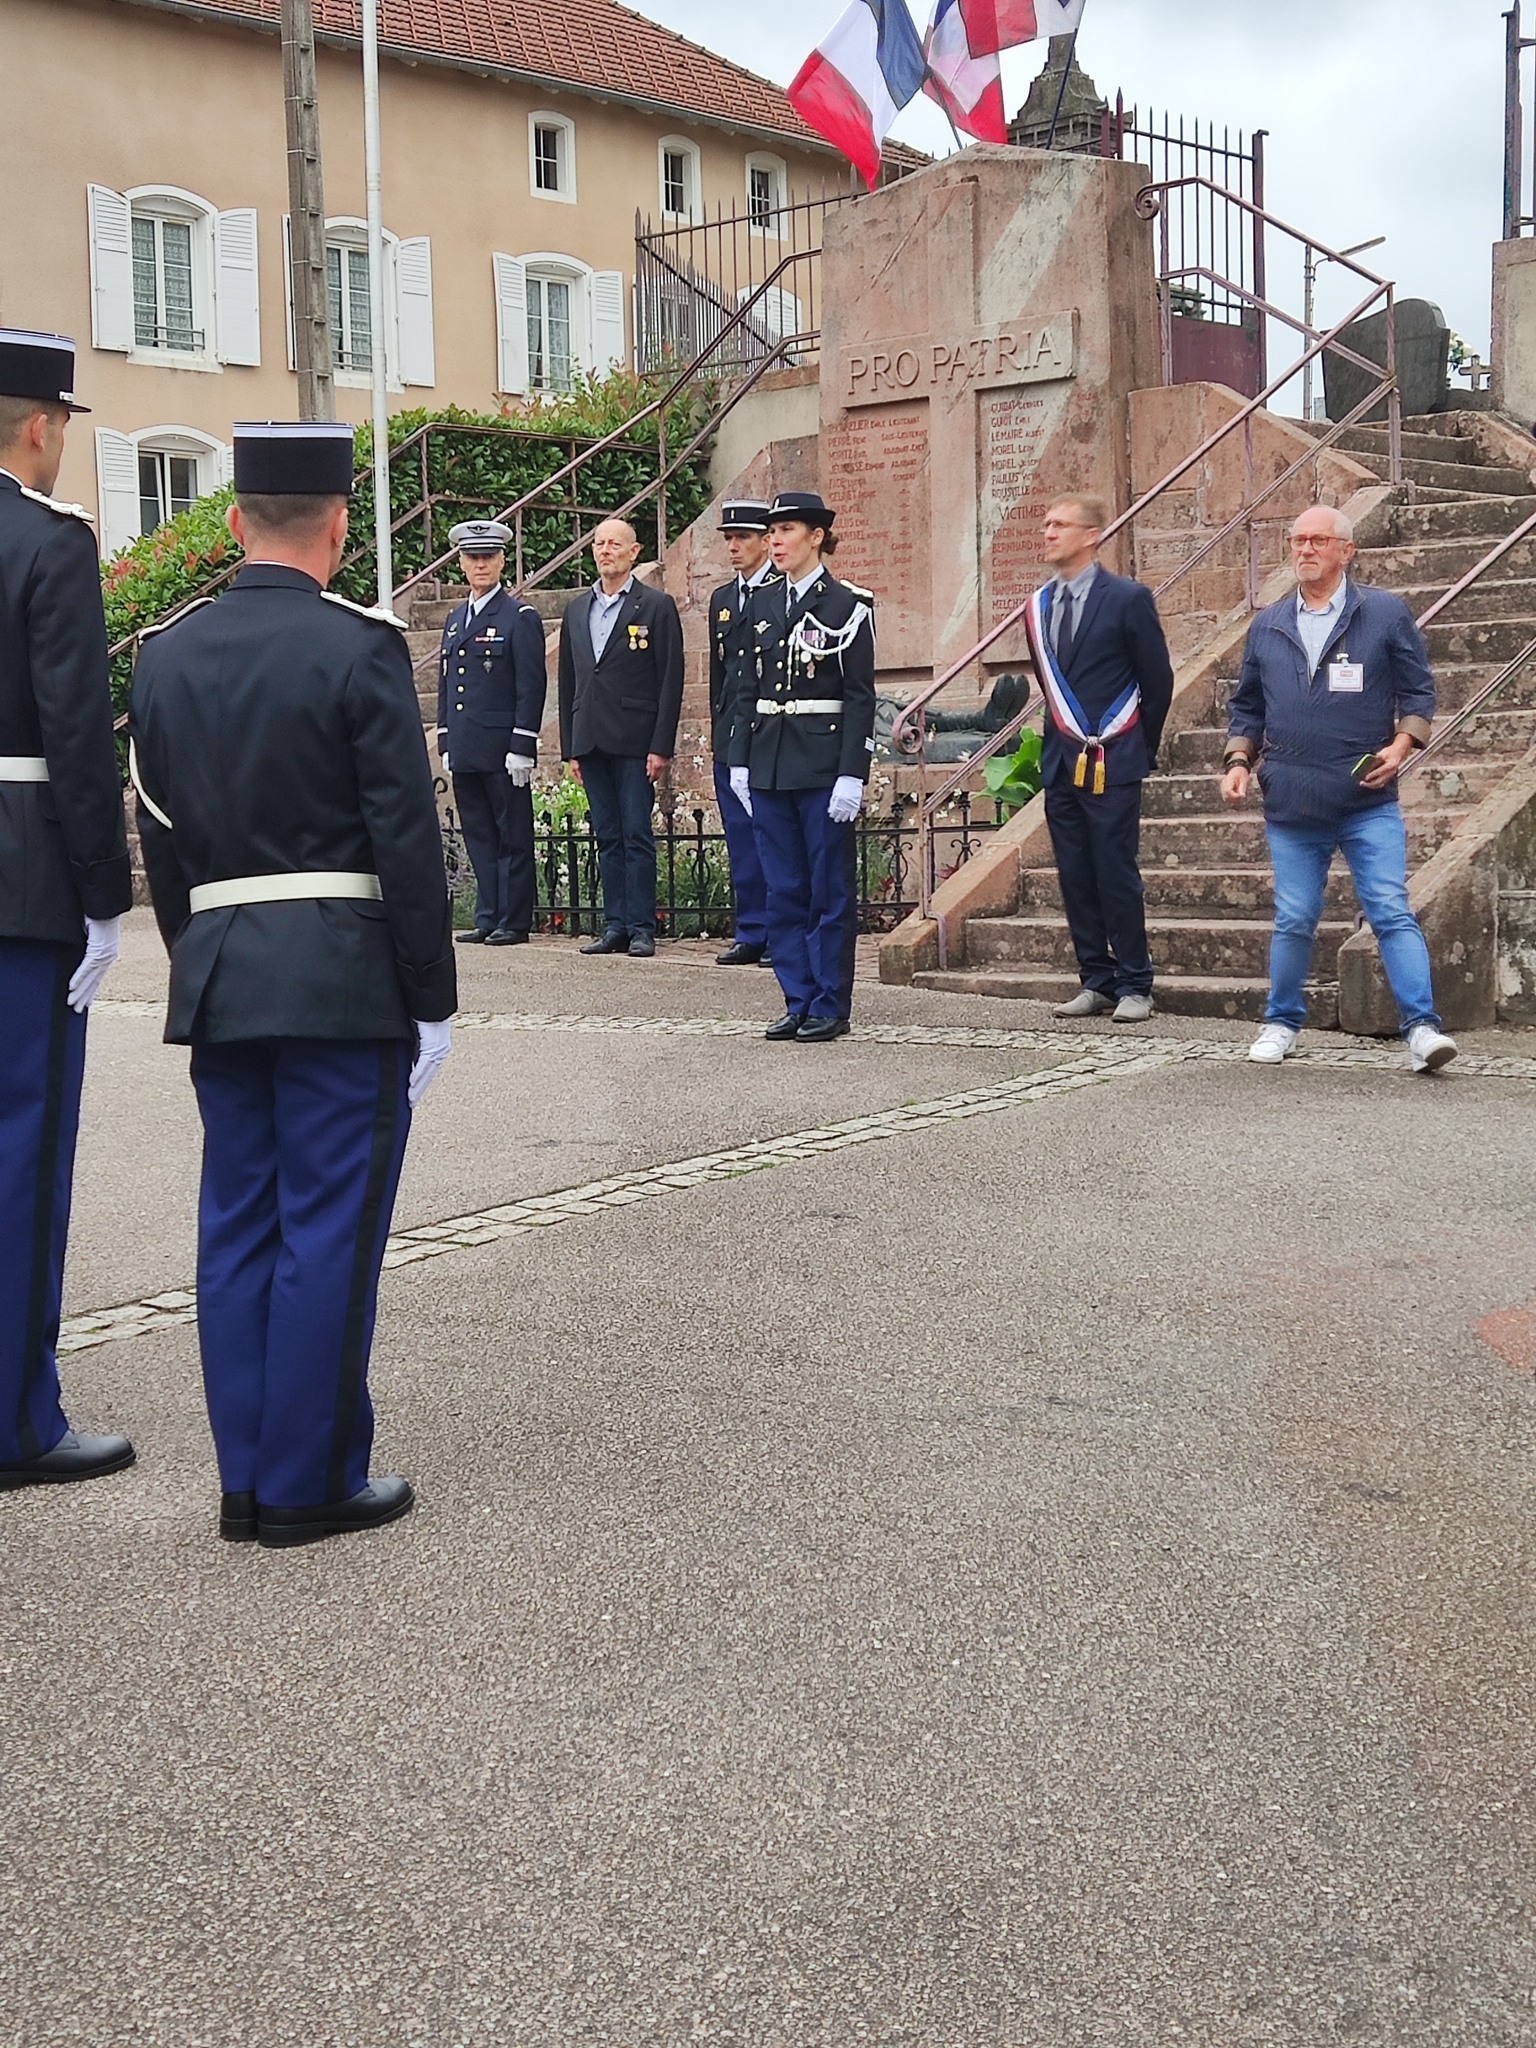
[840,580,875,604]
[19,483,93,524]
[320,590,408,633]
[140,595,217,641]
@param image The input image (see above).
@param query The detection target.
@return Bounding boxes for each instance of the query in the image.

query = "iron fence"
[439,791,1009,939]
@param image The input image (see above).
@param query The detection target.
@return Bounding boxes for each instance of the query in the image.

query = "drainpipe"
[362,0,393,610]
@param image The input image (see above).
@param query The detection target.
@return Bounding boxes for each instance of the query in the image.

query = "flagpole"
[1043,19,1083,152]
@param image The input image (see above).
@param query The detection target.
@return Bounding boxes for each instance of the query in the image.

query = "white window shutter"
[395,236,435,387]
[214,208,261,366]
[87,186,134,353]
[281,215,297,371]
[95,429,141,557]
[215,441,235,488]
[590,269,626,376]
[493,254,529,395]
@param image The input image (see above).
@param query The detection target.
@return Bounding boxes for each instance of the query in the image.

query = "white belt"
[0,756,48,782]
[189,871,383,914]
[755,698,844,717]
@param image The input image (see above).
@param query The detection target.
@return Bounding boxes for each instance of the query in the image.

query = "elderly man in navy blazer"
[1223,503,1458,1073]
[558,518,684,958]
[1026,494,1175,1023]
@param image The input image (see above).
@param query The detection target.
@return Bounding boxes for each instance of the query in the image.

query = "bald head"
[591,516,641,593]
[1290,503,1356,602]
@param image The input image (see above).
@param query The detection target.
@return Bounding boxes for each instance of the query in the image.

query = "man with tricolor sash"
[1023,495,1174,1024]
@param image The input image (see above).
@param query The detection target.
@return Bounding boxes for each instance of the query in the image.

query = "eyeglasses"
[1042,519,1094,533]
[1290,533,1346,549]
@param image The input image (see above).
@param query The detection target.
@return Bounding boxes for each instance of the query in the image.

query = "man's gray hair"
[1291,504,1354,543]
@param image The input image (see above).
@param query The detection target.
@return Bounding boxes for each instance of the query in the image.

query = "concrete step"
[1165,727,1230,771]
[1358,533,1536,582]
[1139,808,1463,865]
[966,912,1354,978]
[1423,616,1536,665]
[1385,495,1536,543]
[1429,659,1536,712]
[1143,771,1229,816]
[1013,861,1304,920]
[1396,574,1536,620]
[913,965,1340,1026]
[1344,451,1536,496]
[1330,425,1480,466]
[407,589,573,631]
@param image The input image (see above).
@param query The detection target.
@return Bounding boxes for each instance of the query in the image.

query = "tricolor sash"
[1023,585,1141,796]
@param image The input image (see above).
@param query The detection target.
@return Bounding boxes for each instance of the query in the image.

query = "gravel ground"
[4,913,1536,2046]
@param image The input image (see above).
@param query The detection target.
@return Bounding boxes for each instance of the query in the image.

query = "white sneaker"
[1248,1023,1298,1064]
[1407,1024,1459,1074]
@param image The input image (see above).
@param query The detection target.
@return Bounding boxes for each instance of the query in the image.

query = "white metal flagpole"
[362,0,392,609]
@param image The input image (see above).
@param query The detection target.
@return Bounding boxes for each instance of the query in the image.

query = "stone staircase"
[915,413,1536,1022]
[401,580,568,728]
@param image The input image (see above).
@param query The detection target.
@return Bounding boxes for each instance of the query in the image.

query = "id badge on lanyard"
[1327,651,1363,693]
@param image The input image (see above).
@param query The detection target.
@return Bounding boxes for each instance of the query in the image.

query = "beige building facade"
[0,0,846,552]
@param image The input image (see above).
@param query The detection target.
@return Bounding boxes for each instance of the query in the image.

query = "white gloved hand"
[729,766,753,817]
[67,916,120,1014]
[440,752,451,775]
[827,775,864,826]
[505,752,535,788]
[408,1018,453,1108]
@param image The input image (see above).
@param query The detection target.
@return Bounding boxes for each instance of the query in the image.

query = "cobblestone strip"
[58,1042,1166,1357]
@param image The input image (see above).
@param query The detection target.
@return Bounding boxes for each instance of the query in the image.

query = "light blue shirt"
[1050,560,1098,656]
[589,575,634,662]
[1296,578,1347,677]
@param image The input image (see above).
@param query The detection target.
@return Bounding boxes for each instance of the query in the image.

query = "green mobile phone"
[1352,753,1377,779]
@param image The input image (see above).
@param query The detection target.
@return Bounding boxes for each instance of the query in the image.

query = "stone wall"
[1129,383,1378,664]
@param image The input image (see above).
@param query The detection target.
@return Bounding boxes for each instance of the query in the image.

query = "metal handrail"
[1401,636,1536,781]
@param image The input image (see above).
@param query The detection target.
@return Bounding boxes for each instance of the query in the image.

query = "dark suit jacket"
[728,567,877,791]
[708,567,783,758]
[1038,568,1175,789]
[130,564,455,1045]
[0,471,132,946]
[435,584,548,776]
[558,579,684,761]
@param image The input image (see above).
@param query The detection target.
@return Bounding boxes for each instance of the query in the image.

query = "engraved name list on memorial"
[823,406,930,662]
[985,390,1056,622]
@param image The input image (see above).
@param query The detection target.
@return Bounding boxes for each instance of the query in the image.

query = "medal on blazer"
[628,622,649,651]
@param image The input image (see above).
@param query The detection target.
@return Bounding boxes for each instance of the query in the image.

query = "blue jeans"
[1265,803,1440,1034]
[580,751,657,939]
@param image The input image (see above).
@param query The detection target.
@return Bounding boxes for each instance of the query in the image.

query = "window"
[746,154,787,230]
[529,112,576,203]
[94,425,230,557]
[327,241,373,373]
[494,254,626,396]
[88,186,258,367]
[138,447,199,532]
[659,138,700,220]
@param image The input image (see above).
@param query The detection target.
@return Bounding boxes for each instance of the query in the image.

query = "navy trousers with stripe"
[0,940,86,1466]
[190,1038,411,1509]
[753,787,858,1021]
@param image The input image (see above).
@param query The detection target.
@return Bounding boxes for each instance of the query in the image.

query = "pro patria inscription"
[841,314,1078,408]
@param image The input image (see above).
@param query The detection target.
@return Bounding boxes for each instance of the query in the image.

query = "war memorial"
[8,6,1536,2043]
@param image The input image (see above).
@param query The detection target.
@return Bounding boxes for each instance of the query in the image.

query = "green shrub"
[102,369,717,716]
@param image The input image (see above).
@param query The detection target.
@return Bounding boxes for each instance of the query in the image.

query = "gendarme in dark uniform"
[729,492,876,1041]
[0,327,135,1492]
[130,421,456,1549]
[436,519,547,946]
[707,498,781,966]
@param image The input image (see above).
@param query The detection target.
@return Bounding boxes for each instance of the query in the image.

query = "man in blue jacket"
[1222,503,1457,1072]
[1027,495,1175,1024]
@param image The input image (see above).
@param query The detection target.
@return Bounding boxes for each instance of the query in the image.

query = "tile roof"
[119,0,837,151]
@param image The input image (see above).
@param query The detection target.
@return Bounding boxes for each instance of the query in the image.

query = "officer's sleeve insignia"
[140,595,217,641]
[320,591,408,632]
[19,483,93,523]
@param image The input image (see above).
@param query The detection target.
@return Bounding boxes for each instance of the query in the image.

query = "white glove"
[827,775,864,825]
[408,1019,453,1108]
[729,766,753,817]
[505,752,535,788]
[67,916,120,1014]
[440,752,450,775]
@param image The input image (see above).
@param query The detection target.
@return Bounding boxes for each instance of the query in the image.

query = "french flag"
[958,0,1085,57]
[922,0,1007,143]
[789,0,928,192]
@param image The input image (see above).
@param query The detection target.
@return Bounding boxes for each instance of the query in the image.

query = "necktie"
[1056,586,1076,671]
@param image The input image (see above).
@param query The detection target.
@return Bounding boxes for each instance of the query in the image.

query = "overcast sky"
[638,0,1511,370]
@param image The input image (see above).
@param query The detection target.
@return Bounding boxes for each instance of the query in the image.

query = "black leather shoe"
[716,942,765,966]
[0,1430,136,1490]
[455,929,490,945]
[759,951,774,967]
[627,933,656,958]
[580,931,630,955]
[220,1491,257,1543]
[764,1012,805,1041]
[257,1476,415,1550]
[797,1017,851,1043]
[484,928,530,946]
